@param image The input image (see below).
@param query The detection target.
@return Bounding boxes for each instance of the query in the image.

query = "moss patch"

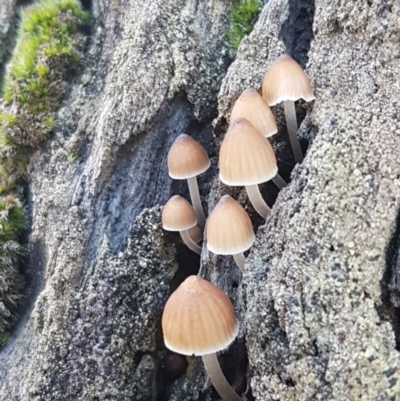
[1,0,88,148]
[0,195,26,335]
[227,0,263,52]
[0,0,88,343]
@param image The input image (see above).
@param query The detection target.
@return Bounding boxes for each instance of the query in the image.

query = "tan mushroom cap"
[230,89,277,138]
[207,195,255,255]
[162,195,197,231]
[262,54,315,106]
[162,275,238,356]
[168,134,211,179]
[219,118,278,186]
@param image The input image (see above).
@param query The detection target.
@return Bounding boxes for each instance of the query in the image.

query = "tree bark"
[1,0,400,400]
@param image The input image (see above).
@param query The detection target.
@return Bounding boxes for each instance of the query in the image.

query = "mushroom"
[219,118,278,219]
[188,224,203,244]
[162,195,201,255]
[168,134,210,227]
[229,88,277,138]
[230,90,286,189]
[206,195,254,273]
[162,275,241,401]
[262,54,315,164]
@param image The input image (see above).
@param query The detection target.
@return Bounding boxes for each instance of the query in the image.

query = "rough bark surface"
[0,0,228,399]
[234,0,400,400]
[0,0,16,65]
[1,0,400,400]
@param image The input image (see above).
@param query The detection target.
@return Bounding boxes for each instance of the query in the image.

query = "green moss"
[3,90,12,103]
[1,0,88,147]
[66,152,76,162]
[0,331,11,346]
[227,0,263,52]
[0,0,87,343]
[0,195,26,337]
[0,113,17,126]
[44,115,55,128]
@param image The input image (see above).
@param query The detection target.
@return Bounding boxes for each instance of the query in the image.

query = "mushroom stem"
[271,173,287,190]
[283,100,303,164]
[187,176,206,228]
[188,224,203,244]
[180,230,202,255]
[202,353,242,401]
[245,184,270,219]
[233,253,246,273]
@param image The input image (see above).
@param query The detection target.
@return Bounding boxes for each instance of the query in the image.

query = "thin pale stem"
[187,176,206,228]
[188,224,203,244]
[245,184,270,219]
[202,353,242,401]
[271,173,287,190]
[283,100,303,164]
[233,253,245,273]
[180,230,202,255]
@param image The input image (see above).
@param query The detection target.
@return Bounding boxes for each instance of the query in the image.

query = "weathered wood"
[2,0,400,400]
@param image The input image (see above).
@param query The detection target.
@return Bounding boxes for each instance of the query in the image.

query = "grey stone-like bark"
[203,0,400,400]
[0,0,16,66]
[2,0,400,400]
[0,0,228,399]
[219,0,400,400]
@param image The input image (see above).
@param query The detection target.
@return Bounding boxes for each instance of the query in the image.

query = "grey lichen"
[13,207,177,399]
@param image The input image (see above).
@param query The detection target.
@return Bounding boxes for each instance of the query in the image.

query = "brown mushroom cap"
[219,118,278,186]
[168,134,210,179]
[262,54,315,106]
[207,195,255,255]
[230,89,277,138]
[162,195,197,231]
[162,275,238,356]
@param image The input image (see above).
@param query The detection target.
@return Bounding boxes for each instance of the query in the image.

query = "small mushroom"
[229,88,277,138]
[262,54,315,164]
[219,118,278,219]
[188,224,203,244]
[168,134,210,227]
[162,276,241,401]
[162,195,201,255]
[206,195,255,273]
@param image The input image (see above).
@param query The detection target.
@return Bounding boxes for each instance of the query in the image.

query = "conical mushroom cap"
[230,89,277,138]
[262,54,315,106]
[162,195,197,231]
[162,276,238,356]
[168,134,210,179]
[207,195,255,255]
[219,118,278,186]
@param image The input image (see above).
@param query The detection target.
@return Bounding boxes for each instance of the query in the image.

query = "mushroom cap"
[219,118,278,186]
[162,195,197,231]
[162,275,238,356]
[230,89,277,138]
[207,195,255,255]
[168,134,210,179]
[262,54,315,106]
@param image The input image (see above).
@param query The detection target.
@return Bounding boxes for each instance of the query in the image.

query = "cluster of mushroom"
[160,55,314,401]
